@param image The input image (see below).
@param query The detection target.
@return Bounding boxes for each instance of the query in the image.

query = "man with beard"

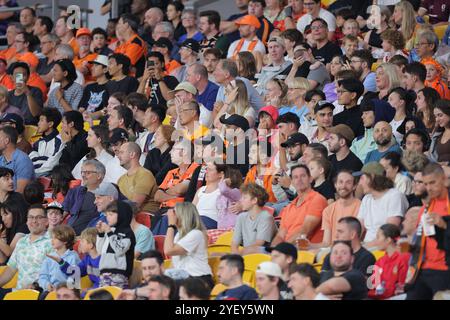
[328,124,362,177]
[73,29,98,84]
[276,112,301,171]
[365,121,402,164]
[314,171,361,248]
[140,7,164,45]
[198,11,230,57]
[349,50,376,93]
[317,240,368,300]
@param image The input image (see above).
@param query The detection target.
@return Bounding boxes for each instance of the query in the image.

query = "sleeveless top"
[368,30,383,48]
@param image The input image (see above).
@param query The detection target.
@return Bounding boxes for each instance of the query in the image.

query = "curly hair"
[401,150,430,174]
[380,29,405,50]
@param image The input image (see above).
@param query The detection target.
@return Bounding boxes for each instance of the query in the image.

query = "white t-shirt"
[172,229,212,277]
[390,118,404,144]
[296,8,337,33]
[227,38,267,58]
[315,293,331,300]
[357,188,408,242]
[105,156,128,184]
[196,186,221,222]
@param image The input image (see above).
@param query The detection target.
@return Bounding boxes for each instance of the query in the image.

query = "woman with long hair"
[236,51,257,83]
[430,99,450,163]
[392,1,417,50]
[282,77,311,119]
[387,87,415,143]
[213,79,256,129]
[375,63,402,100]
[415,86,440,133]
[71,125,114,182]
[50,164,79,204]
[363,5,391,57]
[166,1,186,41]
[0,199,29,264]
[264,78,289,110]
[164,202,214,289]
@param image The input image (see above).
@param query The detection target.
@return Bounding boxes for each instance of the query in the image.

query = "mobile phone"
[147,60,155,68]
[15,73,24,85]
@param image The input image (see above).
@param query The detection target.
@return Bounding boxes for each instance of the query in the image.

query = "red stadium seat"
[135,212,152,229]
[154,235,167,259]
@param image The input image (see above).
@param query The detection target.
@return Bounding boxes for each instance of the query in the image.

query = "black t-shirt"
[147,76,179,106]
[280,61,312,78]
[312,41,342,65]
[36,57,56,78]
[329,151,363,177]
[143,147,174,185]
[8,86,43,125]
[279,280,293,300]
[216,284,258,300]
[314,180,335,200]
[78,82,110,112]
[106,76,139,96]
[322,246,376,277]
[407,194,423,209]
[333,105,365,138]
[320,269,368,300]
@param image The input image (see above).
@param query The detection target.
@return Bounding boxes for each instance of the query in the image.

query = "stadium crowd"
[0,0,448,301]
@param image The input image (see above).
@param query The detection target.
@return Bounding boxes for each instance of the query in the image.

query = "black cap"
[314,100,335,114]
[153,37,173,52]
[181,38,200,53]
[219,114,250,132]
[0,113,24,134]
[280,132,309,148]
[109,128,129,144]
[267,242,297,260]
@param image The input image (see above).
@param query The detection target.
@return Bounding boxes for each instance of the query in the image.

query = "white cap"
[256,261,283,278]
[89,55,109,67]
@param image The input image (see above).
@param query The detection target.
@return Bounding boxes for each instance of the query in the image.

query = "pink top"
[216,180,242,229]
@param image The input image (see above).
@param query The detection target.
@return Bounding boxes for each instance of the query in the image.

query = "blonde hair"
[228,79,251,117]
[268,78,289,106]
[174,202,206,239]
[80,227,98,246]
[377,63,402,90]
[286,77,311,92]
[52,225,76,250]
[395,1,416,41]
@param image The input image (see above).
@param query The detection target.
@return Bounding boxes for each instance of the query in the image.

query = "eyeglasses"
[81,170,98,175]
[350,59,362,64]
[304,2,316,6]
[179,108,195,113]
[310,25,326,30]
[27,215,47,221]
[412,180,423,184]
[415,42,431,47]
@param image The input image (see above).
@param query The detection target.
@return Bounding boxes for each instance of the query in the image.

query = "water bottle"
[421,206,436,237]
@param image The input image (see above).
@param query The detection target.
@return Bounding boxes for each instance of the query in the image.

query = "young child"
[368,224,410,300]
[217,168,243,230]
[96,201,136,288]
[308,157,335,204]
[380,29,407,63]
[39,225,80,292]
[29,107,64,177]
[231,183,276,255]
[46,201,64,232]
[341,35,359,63]
[51,228,101,290]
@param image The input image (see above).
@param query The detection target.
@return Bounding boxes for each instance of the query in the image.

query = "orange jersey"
[73,52,98,84]
[0,47,16,61]
[0,73,14,90]
[27,73,48,102]
[165,59,181,75]
[68,37,79,57]
[115,34,147,73]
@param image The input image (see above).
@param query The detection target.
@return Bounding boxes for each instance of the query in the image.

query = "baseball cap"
[280,132,309,148]
[259,105,279,123]
[153,37,174,52]
[219,114,250,132]
[235,15,261,29]
[76,27,92,38]
[0,113,24,134]
[92,182,119,200]
[268,36,285,48]
[46,201,64,213]
[314,100,335,114]
[170,82,197,95]
[109,128,129,144]
[352,162,385,177]
[17,53,39,69]
[267,242,298,261]
[88,55,109,67]
[181,39,200,53]
[327,124,355,143]
[256,261,283,278]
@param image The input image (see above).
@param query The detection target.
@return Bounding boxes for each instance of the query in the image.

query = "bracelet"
[168,224,177,231]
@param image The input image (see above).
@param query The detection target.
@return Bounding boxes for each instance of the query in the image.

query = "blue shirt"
[363,72,377,93]
[87,212,107,229]
[217,77,264,112]
[197,81,219,111]
[39,249,81,290]
[279,105,309,121]
[0,149,35,190]
[177,32,204,46]
[364,143,402,164]
[60,253,101,289]
[134,224,155,254]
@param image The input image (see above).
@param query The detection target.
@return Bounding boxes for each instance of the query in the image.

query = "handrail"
[58,6,94,14]
[0,4,52,13]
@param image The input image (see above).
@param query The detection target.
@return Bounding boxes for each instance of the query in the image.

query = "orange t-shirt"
[321,198,361,243]
[165,59,181,75]
[68,37,79,57]
[417,195,449,271]
[27,73,48,102]
[0,73,14,90]
[425,78,450,100]
[158,163,200,208]
[280,190,328,243]
[244,164,277,203]
[73,52,98,84]
[115,34,147,67]
[0,47,16,61]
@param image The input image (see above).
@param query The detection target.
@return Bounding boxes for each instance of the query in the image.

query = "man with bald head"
[185,63,219,112]
[364,121,402,164]
[117,142,159,213]
[141,7,164,45]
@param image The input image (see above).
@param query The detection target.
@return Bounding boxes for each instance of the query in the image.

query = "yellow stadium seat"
[213,231,234,246]
[0,266,18,289]
[207,245,231,255]
[80,275,94,290]
[208,256,221,284]
[297,251,315,264]
[4,289,40,300]
[372,61,380,72]
[372,250,385,261]
[434,23,449,40]
[45,291,57,300]
[243,254,272,287]
[163,259,172,269]
[57,120,101,133]
[313,263,322,273]
[210,283,227,300]
[24,125,41,144]
[84,286,122,300]
[321,0,336,8]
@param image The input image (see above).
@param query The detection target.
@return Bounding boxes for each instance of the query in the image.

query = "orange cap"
[235,15,261,29]
[76,28,92,38]
[421,57,443,75]
[17,52,39,69]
